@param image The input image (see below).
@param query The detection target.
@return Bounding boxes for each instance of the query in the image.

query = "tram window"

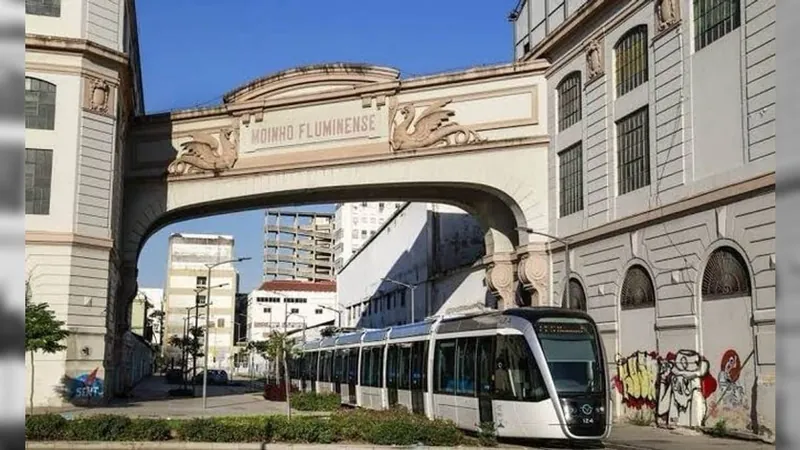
[373,347,384,387]
[456,338,477,396]
[476,336,495,395]
[434,340,456,394]
[535,318,603,395]
[387,345,398,388]
[494,335,548,402]
[348,349,358,383]
[360,348,370,385]
[334,351,342,382]
[398,344,411,390]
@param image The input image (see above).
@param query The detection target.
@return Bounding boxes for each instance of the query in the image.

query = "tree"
[248,331,299,417]
[25,281,69,413]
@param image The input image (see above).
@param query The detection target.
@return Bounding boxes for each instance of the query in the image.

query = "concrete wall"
[337,203,486,329]
[539,0,776,436]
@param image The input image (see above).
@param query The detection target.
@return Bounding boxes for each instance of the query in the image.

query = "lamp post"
[318,304,342,328]
[202,257,250,411]
[516,227,572,309]
[381,277,418,324]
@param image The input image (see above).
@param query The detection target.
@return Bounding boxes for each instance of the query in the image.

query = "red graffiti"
[720,349,741,383]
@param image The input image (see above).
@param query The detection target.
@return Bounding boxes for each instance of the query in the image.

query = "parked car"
[193,369,229,385]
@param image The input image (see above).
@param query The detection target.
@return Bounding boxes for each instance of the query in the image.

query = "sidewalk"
[606,423,775,450]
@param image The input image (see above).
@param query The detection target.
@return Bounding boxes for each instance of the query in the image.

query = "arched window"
[26,0,61,17]
[702,246,751,299]
[25,77,56,130]
[694,0,740,51]
[614,25,648,97]
[556,71,582,131]
[620,265,655,310]
[562,278,587,311]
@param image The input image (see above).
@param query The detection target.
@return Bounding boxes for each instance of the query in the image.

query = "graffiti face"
[71,367,104,399]
[720,349,741,383]
[614,351,658,409]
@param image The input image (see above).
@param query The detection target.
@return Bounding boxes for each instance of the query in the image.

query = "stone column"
[485,253,517,310]
[517,246,550,306]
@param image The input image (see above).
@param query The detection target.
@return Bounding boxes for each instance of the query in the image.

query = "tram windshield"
[534,318,604,396]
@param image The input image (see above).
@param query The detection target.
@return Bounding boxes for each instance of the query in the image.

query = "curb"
[25,443,508,450]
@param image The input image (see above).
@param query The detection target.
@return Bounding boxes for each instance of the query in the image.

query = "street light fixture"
[515,227,572,309]
[381,277,418,324]
[317,304,342,328]
[202,257,251,411]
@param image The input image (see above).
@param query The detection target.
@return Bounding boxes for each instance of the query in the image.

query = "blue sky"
[135,0,514,293]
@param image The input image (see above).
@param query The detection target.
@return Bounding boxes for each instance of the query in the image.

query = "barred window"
[558,142,583,217]
[702,247,751,299]
[25,77,56,130]
[556,72,582,131]
[25,148,53,215]
[562,278,587,311]
[26,0,61,17]
[694,0,741,51]
[614,25,649,97]
[620,265,655,310]
[616,107,651,195]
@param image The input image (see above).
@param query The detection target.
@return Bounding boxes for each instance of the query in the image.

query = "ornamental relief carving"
[167,128,240,176]
[83,77,115,115]
[518,251,549,291]
[486,260,516,310]
[656,0,681,31]
[585,38,604,83]
[388,98,485,151]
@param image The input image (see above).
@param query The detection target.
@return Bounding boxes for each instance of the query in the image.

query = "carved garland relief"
[656,0,681,32]
[388,98,484,151]
[167,128,240,176]
[585,38,604,83]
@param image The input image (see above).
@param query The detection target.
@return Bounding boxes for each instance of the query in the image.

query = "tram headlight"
[560,399,573,421]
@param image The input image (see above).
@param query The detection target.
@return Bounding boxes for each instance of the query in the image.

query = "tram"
[288,307,611,441]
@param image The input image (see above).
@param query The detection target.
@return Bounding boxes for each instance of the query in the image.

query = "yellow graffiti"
[617,351,657,408]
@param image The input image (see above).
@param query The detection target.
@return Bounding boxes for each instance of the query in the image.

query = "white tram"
[288,307,611,441]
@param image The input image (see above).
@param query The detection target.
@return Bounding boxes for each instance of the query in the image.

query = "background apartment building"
[511,0,775,434]
[246,280,337,374]
[264,209,334,282]
[332,201,405,271]
[164,233,239,371]
[23,0,145,406]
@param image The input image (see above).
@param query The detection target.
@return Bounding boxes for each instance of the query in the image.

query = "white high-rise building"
[138,288,164,345]
[333,202,405,271]
[164,233,239,371]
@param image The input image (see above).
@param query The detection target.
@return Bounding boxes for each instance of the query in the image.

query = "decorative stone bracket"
[485,254,517,310]
[585,38,604,84]
[517,251,550,306]
[656,0,681,32]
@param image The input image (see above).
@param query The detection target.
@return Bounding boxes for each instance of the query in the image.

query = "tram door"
[410,341,426,415]
[387,345,398,407]
[476,336,494,425]
[347,348,358,404]
[333,351,342,395]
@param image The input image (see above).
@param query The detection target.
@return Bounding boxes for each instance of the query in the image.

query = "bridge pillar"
[517,246,550,306]
[485,253,517,310]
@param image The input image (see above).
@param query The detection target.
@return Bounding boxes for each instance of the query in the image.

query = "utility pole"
[381,277,418,323]
[516,227,571,308]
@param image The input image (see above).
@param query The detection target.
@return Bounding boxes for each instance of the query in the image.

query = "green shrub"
[64,414,131,441]
[289,391,341,411]
[26,414,67,441]
[122,419,172,441]
[476,421,498,447]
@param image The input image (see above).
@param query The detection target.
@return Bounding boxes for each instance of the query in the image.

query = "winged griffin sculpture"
[390,99,484,151]
[167,128,239,176]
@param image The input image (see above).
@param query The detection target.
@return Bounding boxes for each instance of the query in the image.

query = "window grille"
[25,148,52,215]
[615,25,649,97]
[620,265,655,310]
[557,72,582,131]
[26,0,60,17]
[616,107,651,195]
[558,142,584,217]
[694,0,740,51]
[25,77,56,130]
[702,247,751,299]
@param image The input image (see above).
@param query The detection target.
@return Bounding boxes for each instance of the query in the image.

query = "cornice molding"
[25,34,129,69]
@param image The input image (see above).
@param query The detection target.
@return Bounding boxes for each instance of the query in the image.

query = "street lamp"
[516,227,572,309]
[381,277,418,324]
[202,256,251,411]
[317,304,342,328]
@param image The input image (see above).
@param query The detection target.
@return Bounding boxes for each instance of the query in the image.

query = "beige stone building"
[511,0,775,435]
[24,0,144,406]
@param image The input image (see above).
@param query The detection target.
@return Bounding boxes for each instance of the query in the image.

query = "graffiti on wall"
[614,349,718,426]
[613,351,659,409]
[70,367,104,399]
[656,350,717,426]
[705,349,754,428]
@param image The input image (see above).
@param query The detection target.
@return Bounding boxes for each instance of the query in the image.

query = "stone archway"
[111,61,552,393]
